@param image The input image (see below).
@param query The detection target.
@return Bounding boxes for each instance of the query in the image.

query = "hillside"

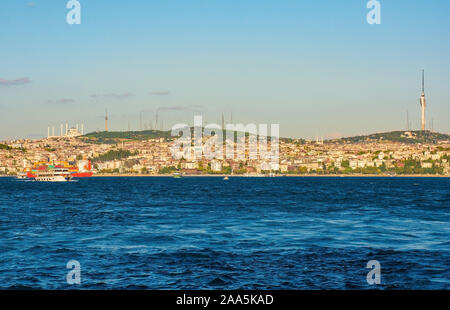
[80,130,174,144]
[334,130,450,144]
[0,143,12,150]
[80,129,300,144]
[80,129,450,145]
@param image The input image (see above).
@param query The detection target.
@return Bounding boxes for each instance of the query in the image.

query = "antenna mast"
[420,70,426,131]
[422,69,424,92]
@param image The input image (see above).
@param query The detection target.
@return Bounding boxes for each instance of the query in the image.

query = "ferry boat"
[35,168,73,182]
[24,160,93,179]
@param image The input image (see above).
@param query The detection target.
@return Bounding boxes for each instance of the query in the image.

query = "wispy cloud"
[91,92,134,100]
[157,105,204,112]
[190,104,204,109]
[157,105,185,111]
[105,92,134,100]
[26,2,36,7]
[46,98,75,104]
[149,90,170,96]
[0,77,31,86]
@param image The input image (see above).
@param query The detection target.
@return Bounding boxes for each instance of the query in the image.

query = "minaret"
[406,111,410,131]
[105,109,109,132]
[221,113,225,130]
[420,70,426,131]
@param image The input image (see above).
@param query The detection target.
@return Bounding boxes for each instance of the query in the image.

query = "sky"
[0,0,449,140]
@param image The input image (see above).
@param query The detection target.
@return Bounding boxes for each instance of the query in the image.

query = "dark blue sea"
[0,177,449,289]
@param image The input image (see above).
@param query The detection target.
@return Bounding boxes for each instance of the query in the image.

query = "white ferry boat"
[35,168,73,182]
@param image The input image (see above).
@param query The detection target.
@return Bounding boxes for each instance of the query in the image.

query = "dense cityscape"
[1,127,449,176]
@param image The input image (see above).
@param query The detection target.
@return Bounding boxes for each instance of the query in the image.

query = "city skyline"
[1,0,450,140]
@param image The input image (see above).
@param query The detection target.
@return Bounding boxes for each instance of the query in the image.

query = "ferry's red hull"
[72,172,94,178]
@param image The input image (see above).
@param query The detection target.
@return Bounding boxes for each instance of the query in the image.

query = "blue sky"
[0,0,449,139]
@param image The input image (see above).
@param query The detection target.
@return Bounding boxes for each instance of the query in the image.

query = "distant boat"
[223,176,229,180]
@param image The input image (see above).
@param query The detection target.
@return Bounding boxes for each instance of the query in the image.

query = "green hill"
[0,143,12,150]
[80,129,449,145]
[335,130,450,144]
[80,129,298,144]
[80,130,174,144]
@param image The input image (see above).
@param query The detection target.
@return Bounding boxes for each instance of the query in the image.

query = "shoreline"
[91,174,450,178]
[2,174,449,178]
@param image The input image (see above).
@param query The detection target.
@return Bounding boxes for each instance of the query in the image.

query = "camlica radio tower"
[420,70,426,131]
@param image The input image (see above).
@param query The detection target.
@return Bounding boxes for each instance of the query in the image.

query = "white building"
[211,160,222,172]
